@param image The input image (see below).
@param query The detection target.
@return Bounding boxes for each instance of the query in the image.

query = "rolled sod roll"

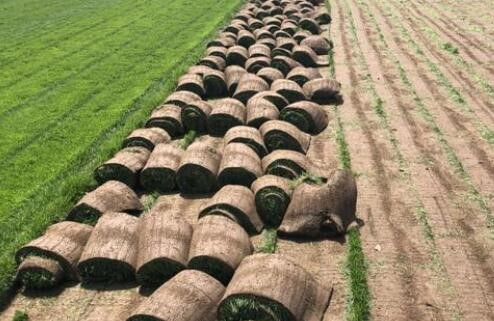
[279,169,358,238]
[68,180,143,223]
[203,68,228,98]
[257,37,276,50]
[136,205,192,287]
[206,45,228,60]
[226,45,248,67]
[217,254,331,321]
[246,95,280,128]
[260,120,311,154]
[207,98,246,137]
[253,29,273,40]
[176,73,205,97]
[199,185,263,235]
[199,55,226,71]
[252,174,292,227]
[164,90,201,108]
[94,147,150,187]
[273,30,291,39]
[207,36,236,49]
[287,66,322,87]
[176,141,222,195]
[247,19,263,31]
[300,17,321,34]
[181,100,213,133]
[127,270,225,321]
[303,78,342,105]
[224,23,245,36]
[146,104,184,138]
[217,143,262,188]
[140,144,184,194]
[16,221,93,286]
[225,65,247,96]
[261,150,310,179]
[272,56,301,76]
[78,212,139,283]
[245,56,271,74]
[276,36,297,51]
[224,126,268,158]
[271,46,292,59]
[281,20,297,35]
[219,31,237,41]
[292,45,329,68]
[256,67,284,85]
[271,79,306,104]
[16,256,64,290]
[122,127,171,151]
[301,35,332,55]
[188,216,253,286]
[293,29,312,43]
[233,74,269,105]
[248,43,271,58]
[263,16,281,27]
[187,65,213,76]
[313,11,331,25]
[280,101,329,134]
[250,91,289,110]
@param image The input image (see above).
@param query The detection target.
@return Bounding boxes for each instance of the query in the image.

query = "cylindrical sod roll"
[78,212,139,283]
[256,67,284,85]
[303,78,342,105]
[176,73,205,97]
[260,120,311,154]
[68,180,143,223]
[271,56,301,76]
[301,35,331,55]
[252,175,292,227]
[136,205,192,287]
[250,91,289,110]
[246,94,280,128]
[188,216,253,285]
[140,144,184,194]
[224,126,267,158]
[176,141,222,195]
[225,65,247,96]
[262,150,310,179]
[280,101,329,134]
[245,56,271,74]
[206,46,228,60]
[217,143,262,188]
[226,45,248,67]
[287,67,322,87]
[207,98,246,137]
[181,100,213,133]
[122,127,170,151]
[199,55,226,71]
[238,30,256,48]
[127,270,225,321]
[16,256,64,290]
[300,17,321,34]
[203,68,228,98]
[146,104,184,138]
[164,91,201,108]
[94,147,150,187]
[248,43,271,58]
[233,74,269,105]
[199,185,263,235]
[292,45,328,68]
[217,254,331,321]
[271,79,306,104]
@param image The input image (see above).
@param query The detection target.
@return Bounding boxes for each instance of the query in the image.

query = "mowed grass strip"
[0,0,243,305]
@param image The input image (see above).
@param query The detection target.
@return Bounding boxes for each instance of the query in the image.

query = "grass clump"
[289,172,326,190]
[178,130,197,150]
[442,42,459,55]
[255,229,278,254]
[218,295,295,321]
[12,310,29,321]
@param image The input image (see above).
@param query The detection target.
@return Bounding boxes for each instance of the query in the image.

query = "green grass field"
[0,0,241,302]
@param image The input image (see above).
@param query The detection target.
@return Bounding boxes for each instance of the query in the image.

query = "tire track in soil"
[332,0,440,319]
[352,0,494,319]
[363,0,494,202]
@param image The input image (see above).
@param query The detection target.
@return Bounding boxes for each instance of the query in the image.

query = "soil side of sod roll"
[246,94,280,128]
[122,127,171,151]
[233,73,269,105]
[302,78,342,105]
[280,101,329,134]
[140,143,184,194]
[251,175,292,228]
[271,79,307,104]
[261,150,311,179]
[207,98,246,137]
[259,119,311,154]
[146,104,185,138]
[203,68,228,98]
[176,73,205,97]
[224,126,268,158]
[218,143,263,188]
[181,100,213,133]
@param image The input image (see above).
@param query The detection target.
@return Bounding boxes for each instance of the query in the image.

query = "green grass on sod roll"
[188,256,234,286]
[124,138,155,151]
[218,294,295,321]
[266,160,306,179]
[280,109,314,134]
[176,164,218,195]
[208,116,243,137]
[0,0,242,305]
[182,106,209,133]
[94,163,136,187]
[147,118,183,138]
[67,203,102,225]
[264,131,304,153]
[17,268,59,290]
[12,310,29,321]
[218,168,258,188]
[230,138,267,158]
[255,188,290,227]
[78,258,135,284]
[201,206,258,236]
[136,258,185,288]
[140,167,177,194]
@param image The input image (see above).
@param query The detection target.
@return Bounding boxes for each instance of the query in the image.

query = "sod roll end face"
[217,143,262,188]
[262,150,310,180]
[252,175,292,227]
[123,128,171,151]
[224,126,268,158]
[140,144,184,194]
[16,256,63,290]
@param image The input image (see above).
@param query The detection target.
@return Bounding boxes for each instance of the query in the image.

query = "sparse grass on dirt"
[12,310,28,321]
[256,229,278,254]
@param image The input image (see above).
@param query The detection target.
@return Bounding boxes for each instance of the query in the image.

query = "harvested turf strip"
[261,150,311,179]
[136,203,192,287]
[199,185,263,235]
[78,212,139,284]
[217,254,331,321]
[203,68,228,98]
[287,67,322,87]
[16,256,63,290]
[127,270,225,321]
[93,147,150,187]
[260,120,311,154]
[122,128,171,151]
[140,144,184,194]
[225,65,247,96]
[67,180,143,223]
[224,126,268,158]
[188,216,253,285]
[271,79,306,104]
[146,104,184,138]
[233,74,269,105]
[303,78,342,105]
[176,141,222,195]
[251,175,292,227]
[218,143,262,188]
[280,101,328,134]
[181,100,213,133]
[176,73,205,97]
[16,222,93,281]
[279,169,358,238]
[207,98,246,137]
[246,94,280,128]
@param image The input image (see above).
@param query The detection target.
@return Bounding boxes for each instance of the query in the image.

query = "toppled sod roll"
[300,17,321,34]
[217,254,332,321]
[226,45,248,67]
[287,66,322,87]
[224,126,268,158]
[256,67,284,85]
[136,203,192,287]
[199,185,263,235]
[301,35,332,55]
[146,104,184,138]
[260,120,311,154]
[164,91,201,108]
[271,56,301,76]
[207,98,246,137]
[271,79,306,104]
[245,56,272,74]
[233,74,269,105]
[303,78,342,105]
[181,100,213,133]
[122,127,170,151]
[199,55,226,71]
[78,212,139,283]
[217,143,262,188]
[140,144,184,194]
[280,101,329,134]
[203,68,228,98]
[251,175,292,227]
[261,150,311,179]
[225,65,247,96]
[127,270,225,321]
[16,221,93,288]
[250,91,289,110]
[188,216,253,285]
[219,31,237,42]
[94,147,150,187]
[279,169,358,238]
[67,180,143,223]
[176,73,205,97]
[246,94,280,128]
[176,141,222,195]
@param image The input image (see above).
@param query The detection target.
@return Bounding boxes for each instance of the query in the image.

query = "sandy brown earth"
[1,1,493,321]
